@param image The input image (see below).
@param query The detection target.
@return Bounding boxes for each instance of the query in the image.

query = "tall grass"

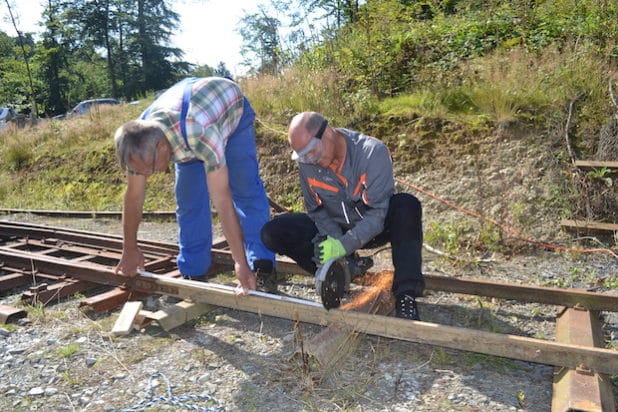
[0,100,176,211]
[241,66,378,129]
[374,44,613,130]
[1,40,614,212]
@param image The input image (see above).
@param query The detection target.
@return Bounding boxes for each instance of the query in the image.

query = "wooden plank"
[111,301,143,336]
[139,272,618,376]
[552,308,616,412]
[574,160,618,169]
[144,300,213,331]
[561,219,618,233]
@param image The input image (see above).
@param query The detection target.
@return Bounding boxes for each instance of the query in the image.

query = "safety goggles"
[291,120,328,164]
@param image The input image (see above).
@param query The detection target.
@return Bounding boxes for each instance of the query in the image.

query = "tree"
[39,0,70,115]
[303,0,361,28]
[129,0,185,94]
[191,63,215,78]
[214,61,232,78]
[239,5,282,75]
[3,0,38,118]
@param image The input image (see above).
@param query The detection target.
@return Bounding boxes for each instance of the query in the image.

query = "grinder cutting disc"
[316,259,346,309]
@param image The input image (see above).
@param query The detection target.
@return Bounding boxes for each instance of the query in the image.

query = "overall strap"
[140,77,199,152]
[179,77,198,149]
[140,106,151,120]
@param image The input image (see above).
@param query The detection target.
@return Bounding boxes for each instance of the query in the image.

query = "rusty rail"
[0,221,615,408]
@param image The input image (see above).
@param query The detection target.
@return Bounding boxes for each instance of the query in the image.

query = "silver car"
[0,107,17,130]
[69,98,120,116]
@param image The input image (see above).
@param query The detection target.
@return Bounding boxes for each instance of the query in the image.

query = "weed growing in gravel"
[56,342,81,358]
[424,221,468,256]
[25,303,46,322]
[517,390,526,409]
[604,275,618,290]
[464,352,519,373]
[471,297,508,333]
[60,370,81,386]
[189,347,216,363]
[431,348,452,366]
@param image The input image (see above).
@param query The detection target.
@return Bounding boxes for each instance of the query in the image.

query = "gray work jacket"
[298,128,395,253]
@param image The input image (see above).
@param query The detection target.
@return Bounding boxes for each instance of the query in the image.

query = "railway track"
[0,220,616,410]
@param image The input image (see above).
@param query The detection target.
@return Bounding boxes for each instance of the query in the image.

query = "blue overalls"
[143,78,275,276]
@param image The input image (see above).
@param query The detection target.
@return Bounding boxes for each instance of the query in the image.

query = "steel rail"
[0,221,178,255]
[0,208,175,219]
[2,222,618,311]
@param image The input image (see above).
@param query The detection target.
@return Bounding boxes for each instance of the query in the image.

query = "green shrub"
[5,144,32,171]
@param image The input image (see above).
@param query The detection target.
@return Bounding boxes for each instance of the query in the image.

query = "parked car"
[69,98,120,116]
[0,107,16,122]
[0,107,17,131]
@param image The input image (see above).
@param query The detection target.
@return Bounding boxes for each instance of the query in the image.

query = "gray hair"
[114,120,164,170]
[304,112,327,135]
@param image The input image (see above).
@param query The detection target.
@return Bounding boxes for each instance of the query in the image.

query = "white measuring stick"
[137,270,323,308]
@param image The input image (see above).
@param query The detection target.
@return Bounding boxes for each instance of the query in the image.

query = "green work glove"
[317,236,346,264]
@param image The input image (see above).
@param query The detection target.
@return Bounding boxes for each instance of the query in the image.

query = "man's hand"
[114,247,145,277]
[316,236,346,264]
[235,262,257,295]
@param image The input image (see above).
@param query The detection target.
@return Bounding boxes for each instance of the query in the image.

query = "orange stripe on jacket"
[307,178,339,193]
[307,177,339,206]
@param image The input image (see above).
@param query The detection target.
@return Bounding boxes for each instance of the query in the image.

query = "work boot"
[347,254,374,279]
[254,259,277,294]
[395,293,420,321]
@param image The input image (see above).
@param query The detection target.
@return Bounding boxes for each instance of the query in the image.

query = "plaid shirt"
[142,77,244,171]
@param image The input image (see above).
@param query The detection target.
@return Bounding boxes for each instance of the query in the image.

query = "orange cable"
[395,177,618,259]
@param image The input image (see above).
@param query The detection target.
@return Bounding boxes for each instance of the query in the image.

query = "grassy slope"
[0,103,175,212]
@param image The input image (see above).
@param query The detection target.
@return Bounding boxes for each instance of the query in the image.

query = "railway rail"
[0,220,616,411]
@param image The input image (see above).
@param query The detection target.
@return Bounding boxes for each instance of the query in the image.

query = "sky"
[0,0,259,76]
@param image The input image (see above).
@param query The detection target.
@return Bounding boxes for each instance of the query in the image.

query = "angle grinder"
[314,257,351,309]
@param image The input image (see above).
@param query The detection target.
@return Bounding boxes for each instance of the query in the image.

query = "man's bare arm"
[206,165,256,291]
[115,174,147,276]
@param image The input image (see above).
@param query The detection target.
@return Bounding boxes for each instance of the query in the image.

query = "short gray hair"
[304,112,327,136]
[114,120,164,170]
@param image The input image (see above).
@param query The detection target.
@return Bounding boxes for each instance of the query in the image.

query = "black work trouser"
[260,193,425,298]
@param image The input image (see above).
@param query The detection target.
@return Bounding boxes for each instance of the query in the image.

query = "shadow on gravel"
[135,300,556,411]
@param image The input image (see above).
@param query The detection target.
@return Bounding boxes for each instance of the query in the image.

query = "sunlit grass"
[375,44,612,127]
[0,99,177,211]
[241,66,376,128]
[0,43,614,212]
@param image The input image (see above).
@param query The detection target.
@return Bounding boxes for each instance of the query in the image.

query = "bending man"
[114,77,275,292]
[261,112,425,319]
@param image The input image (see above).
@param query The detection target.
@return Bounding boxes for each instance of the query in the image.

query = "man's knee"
[260,220,278,250]
[389,193,422,219]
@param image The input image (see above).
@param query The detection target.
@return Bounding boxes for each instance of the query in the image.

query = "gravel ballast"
[1,214,617,411]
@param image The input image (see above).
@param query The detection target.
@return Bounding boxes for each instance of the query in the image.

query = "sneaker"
[396,293,420,321]
[254,259,277,294]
